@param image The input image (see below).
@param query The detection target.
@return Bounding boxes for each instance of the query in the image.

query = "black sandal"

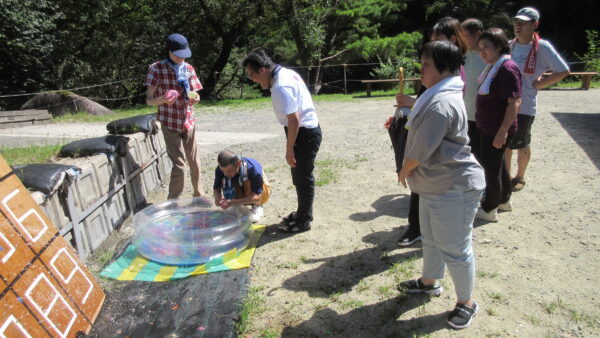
[282,212,297,224]
[277,220,311,233]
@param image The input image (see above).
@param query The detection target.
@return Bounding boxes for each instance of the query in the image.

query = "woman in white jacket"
[396,40,485,330]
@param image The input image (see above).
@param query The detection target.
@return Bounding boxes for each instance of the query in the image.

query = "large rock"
[20,91,115,116]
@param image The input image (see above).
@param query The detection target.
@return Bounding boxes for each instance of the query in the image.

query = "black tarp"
[12,163,81,195]
[59,135,129,158]
[88,270,248,337]
[107,114,157,135]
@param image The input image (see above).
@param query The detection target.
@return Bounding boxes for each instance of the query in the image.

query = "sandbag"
[60,135,129,157]
[12,164,81,196]
[106,114,157,135]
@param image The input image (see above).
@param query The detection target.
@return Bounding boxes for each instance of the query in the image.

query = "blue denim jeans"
[419,185,483,301]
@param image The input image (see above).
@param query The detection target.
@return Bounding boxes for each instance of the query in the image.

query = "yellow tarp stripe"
[191,263,208,275]
[154,265,179,282]
[118,255,149,280]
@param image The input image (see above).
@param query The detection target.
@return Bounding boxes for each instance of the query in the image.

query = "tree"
[270,0,421,94]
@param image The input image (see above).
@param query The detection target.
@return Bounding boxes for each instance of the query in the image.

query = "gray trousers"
[419,185,483,301]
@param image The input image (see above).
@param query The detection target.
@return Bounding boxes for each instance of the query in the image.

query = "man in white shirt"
[242,50,322,233]
[506,7,569,191]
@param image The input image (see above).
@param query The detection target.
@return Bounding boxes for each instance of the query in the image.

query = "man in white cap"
[505,7,569,192]
[145,33,204,199]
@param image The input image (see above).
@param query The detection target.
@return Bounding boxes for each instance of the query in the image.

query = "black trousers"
[479,133,512,212]
[285,125,322,222]
[467,120,481,160]
[407,192,420,235]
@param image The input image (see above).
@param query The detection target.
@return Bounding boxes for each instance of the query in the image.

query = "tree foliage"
[0,0,596,109]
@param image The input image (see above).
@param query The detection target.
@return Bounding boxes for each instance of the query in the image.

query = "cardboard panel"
[0,279,50,338]
[0,155,105,337]
[12,263,89,337]
[0,175,55,253]
[40,240,105,322]
[0,218,35,282]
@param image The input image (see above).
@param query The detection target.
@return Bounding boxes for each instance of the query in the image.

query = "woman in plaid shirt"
[145,33,203,199]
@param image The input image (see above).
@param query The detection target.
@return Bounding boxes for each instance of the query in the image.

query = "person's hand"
[383,115,394,129]
[219,199,232,209]
[532,76,544,90]
[215,196,224,207]
[286,149,296,167]
[395,93,416,108]
[398,167,412,188]
[189,96,200,105]
[493,129,508,149]
[162,93,177,105]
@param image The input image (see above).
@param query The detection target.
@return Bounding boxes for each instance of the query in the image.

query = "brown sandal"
[511,177,526,192]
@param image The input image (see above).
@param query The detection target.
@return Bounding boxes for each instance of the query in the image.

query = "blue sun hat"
[166,33,192,58]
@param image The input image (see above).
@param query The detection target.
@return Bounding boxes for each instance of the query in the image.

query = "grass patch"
[339,299,364,310]
[236,286,266,335]
[276,261,299,270]
[526,314,541,326]
[356,280,370,292]
[477,270,499,279]
[0,144,63,166]
[388,255,418,281]
[542,298,566,314]
[315,156,367,186]
[553,78,600,89]
[259,328,280,338]
[486,307,498,316]
[540,298,599,328]
[315,168,337,186]
[377,285,394,298]
[486,291,506,303]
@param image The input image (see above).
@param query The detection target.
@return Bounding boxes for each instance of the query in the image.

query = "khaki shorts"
[234,173,271,205]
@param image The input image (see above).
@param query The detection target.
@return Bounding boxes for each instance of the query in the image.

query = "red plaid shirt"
[145,59,202,133]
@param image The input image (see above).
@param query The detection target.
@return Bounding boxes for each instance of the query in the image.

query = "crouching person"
[213,150,271,223]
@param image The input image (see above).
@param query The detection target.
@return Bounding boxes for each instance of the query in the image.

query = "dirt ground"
[96,88,600,337]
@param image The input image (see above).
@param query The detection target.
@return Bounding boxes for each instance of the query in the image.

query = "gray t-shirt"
[405,91,485,195]
[510,39,569,116]
[464,50,487,121]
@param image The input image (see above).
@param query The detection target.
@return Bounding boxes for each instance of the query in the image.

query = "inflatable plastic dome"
[132,197,252,265]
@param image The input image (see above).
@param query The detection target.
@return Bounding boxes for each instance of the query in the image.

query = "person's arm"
[223,193,261,208]
[395,93,416,108]
[533,70,569,90]
[398,158,420,188]
[286,113,300,167]
[146,85,175,106]
[493,97,521,149]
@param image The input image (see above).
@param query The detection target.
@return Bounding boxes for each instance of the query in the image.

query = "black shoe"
[398,230,422,247]
[447,301,478,329]
[277,219,311,233]
[282,212,312,225]
[397,278,443,296]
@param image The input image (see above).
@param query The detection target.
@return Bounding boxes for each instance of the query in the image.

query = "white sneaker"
[498,201,512,212]
[250,205,264,223]
[475,207,498,222]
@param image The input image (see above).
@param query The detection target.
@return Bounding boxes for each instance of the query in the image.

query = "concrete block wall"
[31,130,171,259]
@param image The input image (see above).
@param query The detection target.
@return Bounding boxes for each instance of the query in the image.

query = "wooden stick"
[398,67,405,94]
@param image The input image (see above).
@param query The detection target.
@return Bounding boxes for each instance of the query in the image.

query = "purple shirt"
[475,59,522,137]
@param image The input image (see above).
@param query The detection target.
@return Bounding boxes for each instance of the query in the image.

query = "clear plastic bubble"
[132,197,252,265]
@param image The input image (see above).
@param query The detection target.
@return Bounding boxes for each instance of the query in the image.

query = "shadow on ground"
[279,228,421,298]
[552,112,600,170]
[349,193,410,221]
[281,294,449,337]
